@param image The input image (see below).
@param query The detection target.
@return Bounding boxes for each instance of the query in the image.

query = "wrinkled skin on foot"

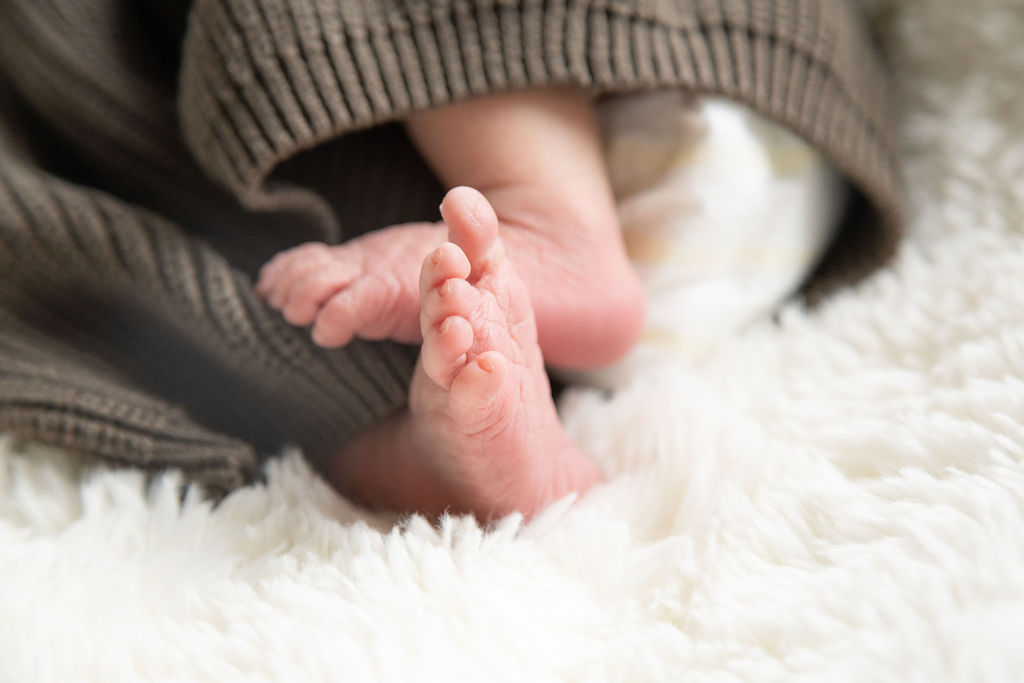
[257,223,445,346]
[324,188,602,520]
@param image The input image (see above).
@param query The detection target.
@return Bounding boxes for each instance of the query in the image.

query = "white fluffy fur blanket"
[4,1,1024,680]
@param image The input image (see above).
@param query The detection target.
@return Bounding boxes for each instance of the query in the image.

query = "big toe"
[440,186,504,278]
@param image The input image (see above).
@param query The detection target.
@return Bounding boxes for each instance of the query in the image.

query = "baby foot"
[256,222,445,345]
[257,184,646,370]
[328,187,602,519]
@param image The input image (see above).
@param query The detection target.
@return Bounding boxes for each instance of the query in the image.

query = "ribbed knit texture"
[179,0,903,241]
[0,0,904,492]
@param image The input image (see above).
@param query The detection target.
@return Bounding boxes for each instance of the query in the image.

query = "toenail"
[439,318,451,333]
[477,356,493,373]
[430,247,444,265]
[439,280,452,298]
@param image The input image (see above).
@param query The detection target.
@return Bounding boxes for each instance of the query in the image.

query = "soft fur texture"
[3,1,1024,680]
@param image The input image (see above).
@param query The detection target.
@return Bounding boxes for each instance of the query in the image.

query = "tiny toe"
[439,187,504,276]
[310,286,366,347]
[255,269,274,297]
[421,316,474,386]
[449,350,508,411]
[420,277,479,337]
[311,308,356,347]
[267,259,335,309]
[258,242,330,301]
[256,255,291,296]
[311,277,404,346]
[419,242,471,298]
[280,263,359,326]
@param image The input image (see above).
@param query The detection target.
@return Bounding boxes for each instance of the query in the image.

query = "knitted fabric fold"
[180,0,903,253]
[0,155,417,493]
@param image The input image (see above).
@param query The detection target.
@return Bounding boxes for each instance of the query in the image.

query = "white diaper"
[579,90,847,389]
